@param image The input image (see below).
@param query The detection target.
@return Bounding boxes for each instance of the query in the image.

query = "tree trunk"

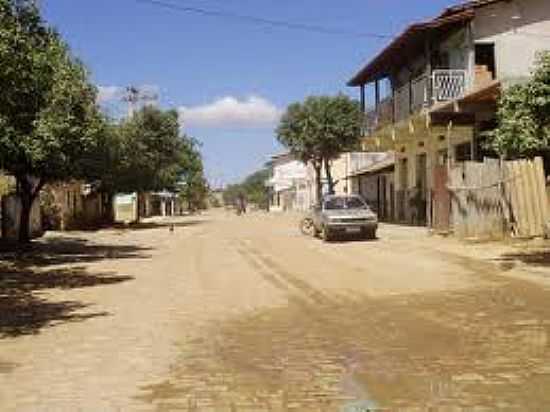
[16,175,43,243]
[314,161,322,205]
[324,158,335,195]
[18,191,32,243]
[102,192,115,224]
[135,192,141,223]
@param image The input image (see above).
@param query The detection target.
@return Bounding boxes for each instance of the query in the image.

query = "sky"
[42,0,456,187]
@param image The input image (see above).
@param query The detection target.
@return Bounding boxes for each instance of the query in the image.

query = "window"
[455,143,472,162]
[324,196,367,210]
[438,149,448,166]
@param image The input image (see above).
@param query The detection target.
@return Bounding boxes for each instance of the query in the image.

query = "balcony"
[364,69,468,134]
[432,70,468,102]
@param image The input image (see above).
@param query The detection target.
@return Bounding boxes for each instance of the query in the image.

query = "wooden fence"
[448,157,548,239]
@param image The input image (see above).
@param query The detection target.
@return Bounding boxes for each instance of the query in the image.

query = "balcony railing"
[363,69,469,135]
[432,69,467,102]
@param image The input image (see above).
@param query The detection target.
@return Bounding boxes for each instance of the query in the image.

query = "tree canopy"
[487,51,550,158]
[115,106,186,194]
[276,94,362,199]
[223,168,270,210]
[178,137,209,211]
[0,0,104,241]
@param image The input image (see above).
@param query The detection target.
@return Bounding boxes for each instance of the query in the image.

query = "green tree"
[115,106,189,220]
[276,94,362,201]
[80,120,124,222]
[0,1,104,242]
[488,51,550,157]
[241,168,270,210]
[221,168,271,210]
[178,138,209,211]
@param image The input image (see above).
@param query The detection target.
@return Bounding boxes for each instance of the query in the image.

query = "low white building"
[266,153,311,212]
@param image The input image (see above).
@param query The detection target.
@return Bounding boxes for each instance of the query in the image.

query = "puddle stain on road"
[137,244,550,411]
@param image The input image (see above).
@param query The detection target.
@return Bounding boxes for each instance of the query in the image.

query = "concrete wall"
[364,115,474,224]
[1,194,42,240]
[474,0,550,83]
[330,152,390,196]
[390,122,473,193]
[44,183,108,230]
[115,193,137,223]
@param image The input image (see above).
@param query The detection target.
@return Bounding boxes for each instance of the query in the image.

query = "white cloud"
[97,86,123,103]
[179,96,281,128]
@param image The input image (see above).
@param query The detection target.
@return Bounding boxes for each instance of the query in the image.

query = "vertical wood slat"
[535,157,549,225]
[485,158,501,238]
[513,161,528,237]
[471,162,482,238]
[527,158,543,237]
[521,160,537,237]
[504,161,516,236]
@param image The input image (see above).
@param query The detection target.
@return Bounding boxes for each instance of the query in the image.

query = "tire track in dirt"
[234,239,336,307]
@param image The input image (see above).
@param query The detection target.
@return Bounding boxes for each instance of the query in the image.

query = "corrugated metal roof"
[347,152,396,177]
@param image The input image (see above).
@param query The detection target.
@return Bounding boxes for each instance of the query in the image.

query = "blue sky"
[42,0,455,187]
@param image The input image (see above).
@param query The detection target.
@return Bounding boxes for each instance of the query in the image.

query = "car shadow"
[323,236,380,244]
[496,249,550,268]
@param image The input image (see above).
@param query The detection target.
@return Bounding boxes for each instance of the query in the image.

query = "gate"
[448,157,549,239]
[431,165,451,232]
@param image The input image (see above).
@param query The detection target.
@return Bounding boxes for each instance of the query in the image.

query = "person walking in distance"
[237,192,247,215]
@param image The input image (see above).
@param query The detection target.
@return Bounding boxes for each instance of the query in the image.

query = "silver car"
[303,195,378,241]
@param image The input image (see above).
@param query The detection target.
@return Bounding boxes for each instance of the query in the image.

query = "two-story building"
[348,0,550,225]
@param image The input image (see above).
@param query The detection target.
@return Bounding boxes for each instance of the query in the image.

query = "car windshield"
[324,196,367,210]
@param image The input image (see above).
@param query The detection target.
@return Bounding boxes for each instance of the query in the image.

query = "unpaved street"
[2,211,550,411]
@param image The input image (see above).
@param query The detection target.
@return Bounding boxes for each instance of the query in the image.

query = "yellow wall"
[362,115,473,192]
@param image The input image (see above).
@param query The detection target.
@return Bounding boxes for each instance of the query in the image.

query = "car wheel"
[364,228,377,240]
[300,217,315,237]
[321,226,332,242]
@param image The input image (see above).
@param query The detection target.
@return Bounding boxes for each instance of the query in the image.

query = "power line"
[133,0,393,39]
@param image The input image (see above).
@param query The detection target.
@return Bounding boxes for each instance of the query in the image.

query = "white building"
[266,153,311,212]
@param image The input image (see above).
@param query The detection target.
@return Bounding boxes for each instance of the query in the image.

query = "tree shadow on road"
[0,236,152,267]
[0,263,133,338]
[115,220,205,231]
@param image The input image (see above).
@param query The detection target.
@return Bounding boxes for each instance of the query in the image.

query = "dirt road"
[1,210,550,411]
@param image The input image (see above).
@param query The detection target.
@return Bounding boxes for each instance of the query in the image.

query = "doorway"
[475,43,496,82]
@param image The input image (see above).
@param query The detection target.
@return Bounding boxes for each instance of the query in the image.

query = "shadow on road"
[116,220,205,231]
[0,235,140,338]
[497,249,550,268]
[0,237,152,267]
[0,263,133,338]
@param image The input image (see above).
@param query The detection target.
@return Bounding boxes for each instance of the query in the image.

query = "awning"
[347,154,395,178]
[429,80,501,114]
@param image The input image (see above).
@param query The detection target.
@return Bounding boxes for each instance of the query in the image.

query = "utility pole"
[122,86,159,118]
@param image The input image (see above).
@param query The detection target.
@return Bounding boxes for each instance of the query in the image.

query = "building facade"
[266,154,311,212]
[348,0,550,225]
